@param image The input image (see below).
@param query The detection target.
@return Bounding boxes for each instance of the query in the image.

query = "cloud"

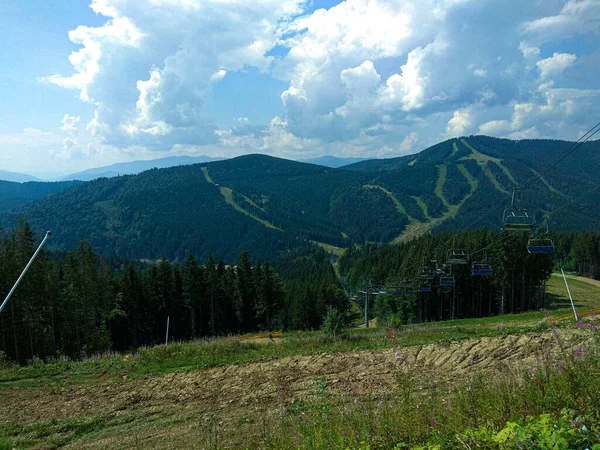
[446,108,472,137]
[399,132,419,153]
[26,0,600,173]
[43,0,306,149]
[536,53,576,80]
[61,114,82,132]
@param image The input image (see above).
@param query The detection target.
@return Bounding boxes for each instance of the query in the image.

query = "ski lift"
[420,265,435,279]
[502,189,535,231]
[439,263,456,287]
[418,277,433,292]
[527,219,554,254]
[447,248,468,264]
[471,251,492,276]
[400,279,416,295]
[440,276,456,287]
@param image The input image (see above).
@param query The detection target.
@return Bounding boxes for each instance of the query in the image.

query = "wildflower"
[574,347,583,359]
[589,321,596,330]
[572,421,581,429]
[576,321,584,329]
[432,418,439,427]
[589,310,596,317]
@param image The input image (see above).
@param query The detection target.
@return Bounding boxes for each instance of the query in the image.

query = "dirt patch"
[0,329,589,448]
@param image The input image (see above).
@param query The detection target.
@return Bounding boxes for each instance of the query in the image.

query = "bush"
[322,307,347,339]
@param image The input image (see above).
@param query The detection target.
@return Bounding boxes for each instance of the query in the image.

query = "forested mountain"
[0,170,43,183]
[0,180,80,213]
[63,155,223,181]
[1,136,599,261]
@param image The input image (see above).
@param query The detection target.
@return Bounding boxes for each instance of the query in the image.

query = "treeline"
[340,229,556,324]
[0,222,347,364]
[552,230,600,279]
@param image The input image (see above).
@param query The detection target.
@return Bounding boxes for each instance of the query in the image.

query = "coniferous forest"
[2,220,600,364]
[0,221,347,364]
[340,229,600,325]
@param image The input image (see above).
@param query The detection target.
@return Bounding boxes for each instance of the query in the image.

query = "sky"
[0,0,599,176]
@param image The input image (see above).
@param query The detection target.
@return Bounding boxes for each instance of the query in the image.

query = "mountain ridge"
[0,170,43,183]
[1,136,599,260]
[63,155,224,181]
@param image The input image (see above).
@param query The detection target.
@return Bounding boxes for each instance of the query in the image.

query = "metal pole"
[365,285,369,328]
[165,316,170,345]
[561,269,578,322]
[0,231,51,314]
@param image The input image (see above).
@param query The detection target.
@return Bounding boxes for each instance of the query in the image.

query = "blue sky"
[0,0,599,176]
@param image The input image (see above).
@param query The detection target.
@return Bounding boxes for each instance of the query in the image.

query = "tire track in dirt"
[0,330,588,432]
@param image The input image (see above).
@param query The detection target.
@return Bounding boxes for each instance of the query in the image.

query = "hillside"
[0,180,80,213]
[0,156,397,260]
[1,136,599,260]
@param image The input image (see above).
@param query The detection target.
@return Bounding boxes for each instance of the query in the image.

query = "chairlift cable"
[418,122,600,264]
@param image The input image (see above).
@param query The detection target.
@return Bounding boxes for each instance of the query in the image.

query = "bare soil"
[0,329,587,448]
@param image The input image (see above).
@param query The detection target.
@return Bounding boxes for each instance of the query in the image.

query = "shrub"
[322,307,347,339]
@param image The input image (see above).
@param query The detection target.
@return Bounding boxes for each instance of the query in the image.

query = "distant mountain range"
[0,170,43,183]
[299,155,368,168]
[1,136,599,261]
[62,155,224,181]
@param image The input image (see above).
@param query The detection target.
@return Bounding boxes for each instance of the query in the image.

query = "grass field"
[1,275,599,448]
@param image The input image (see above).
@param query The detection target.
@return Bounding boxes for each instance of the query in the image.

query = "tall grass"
[256,325,600,449]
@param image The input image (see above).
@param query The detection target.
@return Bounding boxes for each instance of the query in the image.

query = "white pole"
[165,316,170,345]
[0,231,52,314]
[561,269,578,322]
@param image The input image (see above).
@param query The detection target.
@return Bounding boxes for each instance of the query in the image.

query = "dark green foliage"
[340,229,559,322]
[0,223,347,364]
[0,180,79,212]
[2,137,600,262]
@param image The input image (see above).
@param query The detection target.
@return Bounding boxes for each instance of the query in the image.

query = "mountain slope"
[63,155,223,181]
[2,136,599,260]
[0,170,43,183]
[0,180,81,213]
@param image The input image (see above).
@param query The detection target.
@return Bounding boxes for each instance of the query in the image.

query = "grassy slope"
[1,276,599,448]
[2,275,598,390]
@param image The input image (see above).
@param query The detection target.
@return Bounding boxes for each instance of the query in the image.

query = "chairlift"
[418,280,432,293]
[420,266,435,279]
[439,264,456,287]
[502,189,535,231]
[440,276,456,287]
[527,239,554,254]
[471,251,492,276]
[527,218,554,254]
[447,248,468,264]
[472,263,492,276]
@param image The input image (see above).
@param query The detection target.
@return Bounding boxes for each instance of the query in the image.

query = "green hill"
[0,180,80,213]
[1,136,599,260]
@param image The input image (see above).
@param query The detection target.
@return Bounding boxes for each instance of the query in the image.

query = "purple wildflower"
[589,310,596,317]
[589,321,596,330]
[574,347,583,359]
[572,421,581,429]
[577,321,584,329]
